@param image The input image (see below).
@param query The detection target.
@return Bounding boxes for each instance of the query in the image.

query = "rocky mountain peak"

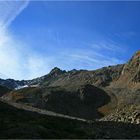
[119,51,140,84]
[49,67,66,76]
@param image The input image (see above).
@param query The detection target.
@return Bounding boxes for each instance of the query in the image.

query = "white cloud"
[26,55,53,79]
[0,28,23,79]
[1,26,33,77]
[0,27,53,80]
[0,1,53,80]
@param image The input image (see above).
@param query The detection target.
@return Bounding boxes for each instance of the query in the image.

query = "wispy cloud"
[0,1,29,28]
[57,39,126,71]
[0,27,54,80]
[82,39,126,53]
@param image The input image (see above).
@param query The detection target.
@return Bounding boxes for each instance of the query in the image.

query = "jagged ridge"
[0,51,140,121]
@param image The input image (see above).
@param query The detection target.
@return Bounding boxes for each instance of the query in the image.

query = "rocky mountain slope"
[1,51,140,121]
[0,51,140,138]
[1,65,123,119]
[100,104,140,124]
[2,85,111,119]
[0,100,140,139]
[0,64,123,90]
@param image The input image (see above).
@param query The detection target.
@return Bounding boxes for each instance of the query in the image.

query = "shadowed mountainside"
[0,100,140,139]
[3,84,111,119]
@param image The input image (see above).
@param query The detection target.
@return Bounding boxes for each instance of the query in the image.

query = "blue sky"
[0,1,140,80]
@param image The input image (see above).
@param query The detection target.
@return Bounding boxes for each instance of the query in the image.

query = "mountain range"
[0,51,140,138]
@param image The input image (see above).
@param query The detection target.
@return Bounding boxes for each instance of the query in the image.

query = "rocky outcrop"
[116,51,140,86]
[100,105,140,124]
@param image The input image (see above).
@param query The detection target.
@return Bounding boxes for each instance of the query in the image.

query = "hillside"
[0,51,140,138]
[0,100,140,139]
[1,51,140,121]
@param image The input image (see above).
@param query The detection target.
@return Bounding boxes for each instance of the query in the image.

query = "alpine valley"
[0,51,140,139]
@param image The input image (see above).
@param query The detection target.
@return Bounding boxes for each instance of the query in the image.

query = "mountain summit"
[49,67,66,76]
